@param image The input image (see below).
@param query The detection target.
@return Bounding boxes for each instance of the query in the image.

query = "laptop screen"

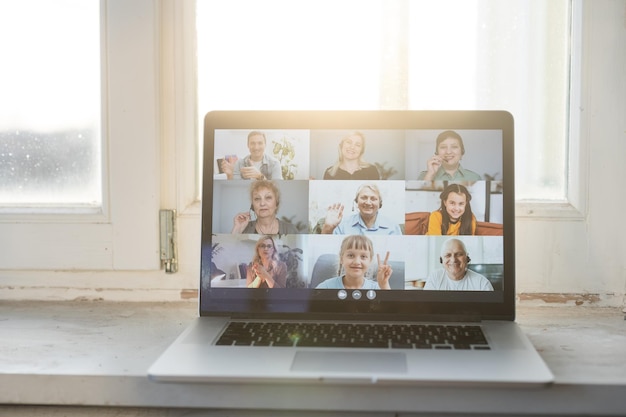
[200,111,515,320]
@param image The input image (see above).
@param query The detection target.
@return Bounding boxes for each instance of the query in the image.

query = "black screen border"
[200,110,515,321]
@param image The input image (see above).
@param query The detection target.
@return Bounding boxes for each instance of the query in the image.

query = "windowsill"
[1,301,625,415]
[515,201,586,220]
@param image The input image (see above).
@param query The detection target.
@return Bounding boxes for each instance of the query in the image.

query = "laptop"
[149,110,553,386]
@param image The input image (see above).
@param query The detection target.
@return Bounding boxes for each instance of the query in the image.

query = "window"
[4,0,618,302]
[0,0,101,208]
[0,0,162,274]
[196,0,572,202]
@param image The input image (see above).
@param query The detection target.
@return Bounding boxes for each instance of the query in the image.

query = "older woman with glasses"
[246,235,288,288]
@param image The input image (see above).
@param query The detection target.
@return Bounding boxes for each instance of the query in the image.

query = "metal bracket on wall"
[159,209,178,273]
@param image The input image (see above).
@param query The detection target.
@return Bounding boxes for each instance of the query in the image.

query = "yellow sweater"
[426,210,476,235]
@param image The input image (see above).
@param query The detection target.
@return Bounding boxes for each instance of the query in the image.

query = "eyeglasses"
[258,244,274,249]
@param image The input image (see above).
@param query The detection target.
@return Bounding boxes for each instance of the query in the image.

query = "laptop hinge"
[159,209,178,274]
[226,312,484,323]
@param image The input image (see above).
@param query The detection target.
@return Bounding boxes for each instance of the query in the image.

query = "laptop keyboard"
[216,322,490,350]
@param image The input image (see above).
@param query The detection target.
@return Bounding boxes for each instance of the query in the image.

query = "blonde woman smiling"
[323,132,380,180]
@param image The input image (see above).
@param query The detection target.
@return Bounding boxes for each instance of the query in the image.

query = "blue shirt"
[316,276,380,289]
[333,213,402,235]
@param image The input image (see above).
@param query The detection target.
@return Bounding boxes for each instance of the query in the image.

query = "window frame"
[0,0,163,272]
[0,0,595,301]
[515,0,587,220]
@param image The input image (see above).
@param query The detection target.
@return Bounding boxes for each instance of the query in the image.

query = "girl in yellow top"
[427,184,476,235]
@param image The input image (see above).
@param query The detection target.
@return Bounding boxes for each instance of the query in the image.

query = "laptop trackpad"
[292,351,407,373]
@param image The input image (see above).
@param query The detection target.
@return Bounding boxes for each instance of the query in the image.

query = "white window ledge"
[515,201,586,220]
[1,301,625,415]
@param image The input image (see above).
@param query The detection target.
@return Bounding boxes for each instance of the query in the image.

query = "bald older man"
[424,238,494,291]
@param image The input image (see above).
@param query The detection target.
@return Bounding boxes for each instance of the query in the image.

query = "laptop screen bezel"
[199,110,515,321]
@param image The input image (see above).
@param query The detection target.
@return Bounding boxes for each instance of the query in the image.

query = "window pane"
[0,0,101,207]
[196,0,570,201]
[197,0,382,112]
[407,0,570,200]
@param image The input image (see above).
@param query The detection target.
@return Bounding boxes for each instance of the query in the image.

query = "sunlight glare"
[0,0,100,131]
[408,0,479,109]
[197,0,382,112]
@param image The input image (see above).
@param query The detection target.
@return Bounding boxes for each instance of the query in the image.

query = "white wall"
[514,0,626,305]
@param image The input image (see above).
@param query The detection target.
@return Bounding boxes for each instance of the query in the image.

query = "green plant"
[272,137,298,180]
[278,244,305,288]
[211,242,223,257]
[484,172,500,181]
[208,239,225,281]
[374,161,397,180]
[279,215,308,233]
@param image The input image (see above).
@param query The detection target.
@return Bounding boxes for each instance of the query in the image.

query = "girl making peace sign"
[315,235,392,290]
